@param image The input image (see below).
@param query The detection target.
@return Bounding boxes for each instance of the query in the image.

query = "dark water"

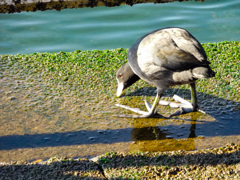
[0,0,239,55]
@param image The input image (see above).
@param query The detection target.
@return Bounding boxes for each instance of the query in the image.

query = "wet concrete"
[0,57,239,163]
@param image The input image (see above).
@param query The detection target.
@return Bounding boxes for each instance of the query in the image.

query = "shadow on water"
[0,88,239,151]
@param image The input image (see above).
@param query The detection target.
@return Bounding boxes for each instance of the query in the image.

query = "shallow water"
[0,65,239,162]
[0,0,240,54]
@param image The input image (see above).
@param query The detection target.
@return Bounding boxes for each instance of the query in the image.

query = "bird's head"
[116,62,140,97]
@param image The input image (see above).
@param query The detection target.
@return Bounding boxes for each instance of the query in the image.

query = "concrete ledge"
[0,0,203,13]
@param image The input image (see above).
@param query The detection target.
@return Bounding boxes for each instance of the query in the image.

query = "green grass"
[0,41,239,102]
[202,41,239,101]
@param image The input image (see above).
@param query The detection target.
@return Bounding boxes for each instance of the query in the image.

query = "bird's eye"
[119,74,123,78]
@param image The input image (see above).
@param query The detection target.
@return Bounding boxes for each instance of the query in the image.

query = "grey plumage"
[116,27,215,118]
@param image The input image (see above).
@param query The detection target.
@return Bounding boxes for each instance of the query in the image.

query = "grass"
[1,48,126,99]
[0,41,239,102]
[202,41,240,100]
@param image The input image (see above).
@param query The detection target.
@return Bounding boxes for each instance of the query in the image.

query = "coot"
[116,27,215,118]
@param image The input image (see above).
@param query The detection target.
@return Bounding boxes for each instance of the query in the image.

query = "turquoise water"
[0,0,239,55]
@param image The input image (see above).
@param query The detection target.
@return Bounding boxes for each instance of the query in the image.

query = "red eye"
[119,74,123,78]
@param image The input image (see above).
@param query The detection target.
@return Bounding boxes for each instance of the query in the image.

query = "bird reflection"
[129,115,197,152]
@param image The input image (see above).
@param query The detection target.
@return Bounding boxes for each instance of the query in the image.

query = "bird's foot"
[160,95,205,118]
[115,95,205,118]
[168,106,194,118]
[115,103,164,118]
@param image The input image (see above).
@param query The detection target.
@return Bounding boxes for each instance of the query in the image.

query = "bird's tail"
[192,66,215,79]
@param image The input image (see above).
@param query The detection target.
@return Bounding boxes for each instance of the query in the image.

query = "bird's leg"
[148,93,160,114]
[190,82,206,114]
[168,82,207,117]
[115,90,164,118]
[190,82,198,111]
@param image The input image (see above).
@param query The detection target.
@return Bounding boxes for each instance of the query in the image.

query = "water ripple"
[0,0,239,54]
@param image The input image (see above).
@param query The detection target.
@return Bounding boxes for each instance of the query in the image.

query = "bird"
[116,27,215,118]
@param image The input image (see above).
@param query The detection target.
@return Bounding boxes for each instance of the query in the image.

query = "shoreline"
[0,143,239,179]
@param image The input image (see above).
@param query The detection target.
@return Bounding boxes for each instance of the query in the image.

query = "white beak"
[116,82,124,97]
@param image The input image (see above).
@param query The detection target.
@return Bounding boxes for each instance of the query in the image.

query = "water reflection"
[130,113,197,152]
[0,94,239,152]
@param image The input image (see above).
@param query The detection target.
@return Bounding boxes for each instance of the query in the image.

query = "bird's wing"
[139,28,208,71]
[167,28,207,62]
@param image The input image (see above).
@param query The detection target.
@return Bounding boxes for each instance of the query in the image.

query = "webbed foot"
[161,95,205,118]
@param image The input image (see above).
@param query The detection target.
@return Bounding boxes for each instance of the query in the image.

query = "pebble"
[9,96,16,101]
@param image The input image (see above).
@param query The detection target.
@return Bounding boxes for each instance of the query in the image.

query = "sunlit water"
[0,0,239,55]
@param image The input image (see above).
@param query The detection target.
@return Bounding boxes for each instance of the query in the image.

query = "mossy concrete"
[0,41,239,164]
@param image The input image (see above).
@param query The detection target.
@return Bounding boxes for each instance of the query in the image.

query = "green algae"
[202,41,240,101]
[1,42,239,102]
[0,41,239,162]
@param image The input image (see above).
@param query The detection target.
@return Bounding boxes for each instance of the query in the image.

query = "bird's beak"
[116,82,124,97]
